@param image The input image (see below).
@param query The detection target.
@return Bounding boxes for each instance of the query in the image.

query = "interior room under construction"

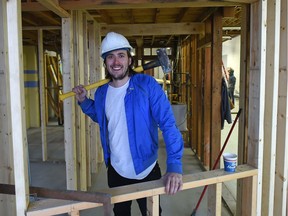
[1,0,288,216]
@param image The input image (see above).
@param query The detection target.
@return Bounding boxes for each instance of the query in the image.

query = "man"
[228,68,236,105]
[72,32,183,216]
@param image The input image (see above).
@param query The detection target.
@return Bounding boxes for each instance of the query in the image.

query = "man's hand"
[72,85,87,103]
[162,172,183,195]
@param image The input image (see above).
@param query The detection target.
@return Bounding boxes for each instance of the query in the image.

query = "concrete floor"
[27,109,238,215]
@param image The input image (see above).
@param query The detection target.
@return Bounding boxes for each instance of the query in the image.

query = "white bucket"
[223,153,237,172]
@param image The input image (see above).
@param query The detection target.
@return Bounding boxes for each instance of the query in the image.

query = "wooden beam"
[37,0,70,17]
[78,11,88,191]
[7,0,29,215]
[23,26,61,30]
[237,4,250,216]
[26,165,258,216]
[208,9,222,213]
[101,23,205,36]
[274,0,288,214]
[215,183,222,215]
[22,0,255,11]
[247,1,267,214]
[203,47,211,169]
[262,0,280,214]
[38,29,48,161]
[147,196,159,216]
[62,15,78,190]
[0,0,15,215]
[88,20,100,174]
[241,174,258,215]
[210,9,222,170]
[82,13,92,188]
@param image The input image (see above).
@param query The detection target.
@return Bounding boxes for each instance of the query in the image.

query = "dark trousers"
[107,162,162,216]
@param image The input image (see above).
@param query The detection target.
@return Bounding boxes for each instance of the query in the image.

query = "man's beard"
[109,68,129,81]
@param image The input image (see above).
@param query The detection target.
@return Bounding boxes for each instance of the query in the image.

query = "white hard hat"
[101,32,133,59]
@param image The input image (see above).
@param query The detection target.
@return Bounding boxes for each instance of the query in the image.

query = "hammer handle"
[59,79,110,101]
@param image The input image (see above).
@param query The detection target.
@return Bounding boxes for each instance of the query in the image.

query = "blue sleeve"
[79,97,99,123]
[147,76,184,174]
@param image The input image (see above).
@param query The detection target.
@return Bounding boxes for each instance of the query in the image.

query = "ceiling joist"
[23,0,254,11]
[101,22,205,36]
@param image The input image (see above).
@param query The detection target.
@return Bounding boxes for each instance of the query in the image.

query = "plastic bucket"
[223,153,237,172]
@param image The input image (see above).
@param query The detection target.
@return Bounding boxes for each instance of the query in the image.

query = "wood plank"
[106,165,257,203]
[237,4,250,216]
[247,1,267,215]
[147,196,159,216]
[22,1,250,11]
[274,0,288,214]
[210,9,222,169]
[262,0,280,214]
[6,0,29,215]
[77,10,88,191]
[26,165,258,216]
[191,37,198,151]
[27,199,102,216]
[88,20,98,174]
[241,174,258,215]
[83,13,92,188]
[0,0,15,215]
[215,183,222,215]
[197,47,203,162]
[72,10,81,190]
[38,29,48,162]
[62,15,78,190]
[101,23,205,36]
[209,9,222,214]
[203,47,211,169]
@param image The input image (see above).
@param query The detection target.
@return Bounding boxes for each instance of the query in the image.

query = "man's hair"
[104,50,136,79]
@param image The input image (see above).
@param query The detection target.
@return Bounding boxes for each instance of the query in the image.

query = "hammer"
[59,48,171,100]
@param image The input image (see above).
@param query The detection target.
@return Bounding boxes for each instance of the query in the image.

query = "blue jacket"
[80,74,183,175]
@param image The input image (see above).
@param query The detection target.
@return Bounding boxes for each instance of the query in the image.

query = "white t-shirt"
[105,79,155,179]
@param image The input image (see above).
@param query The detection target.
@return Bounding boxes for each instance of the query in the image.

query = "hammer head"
[156,48,172,74]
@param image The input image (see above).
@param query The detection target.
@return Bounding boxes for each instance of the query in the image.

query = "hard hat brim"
[101,47,131,59]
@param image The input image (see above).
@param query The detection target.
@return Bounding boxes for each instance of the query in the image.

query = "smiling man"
[72,32,184,216]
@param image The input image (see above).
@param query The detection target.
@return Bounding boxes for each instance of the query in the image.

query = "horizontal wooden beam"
[101,23,205,36]
[0,184,112,216]
[22,0,256,11]
[26,164,257,215]
[22,26,61,30]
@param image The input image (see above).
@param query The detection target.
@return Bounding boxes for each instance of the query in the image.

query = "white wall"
[222,35,241,96]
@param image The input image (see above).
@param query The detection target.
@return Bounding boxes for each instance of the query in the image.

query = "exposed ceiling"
[20,0,252,52]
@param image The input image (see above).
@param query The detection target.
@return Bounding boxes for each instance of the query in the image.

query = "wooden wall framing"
[62,10,103,191]
[2,0,288,215]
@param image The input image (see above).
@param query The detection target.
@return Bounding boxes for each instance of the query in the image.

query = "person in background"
[72,32,184,216]
[228,68,236,105]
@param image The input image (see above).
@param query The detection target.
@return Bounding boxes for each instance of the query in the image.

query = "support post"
[7,0,29,214]
[62,14,78,190]
[38,29,48,161]
[147,195,159,216]
[0,0,15,215]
